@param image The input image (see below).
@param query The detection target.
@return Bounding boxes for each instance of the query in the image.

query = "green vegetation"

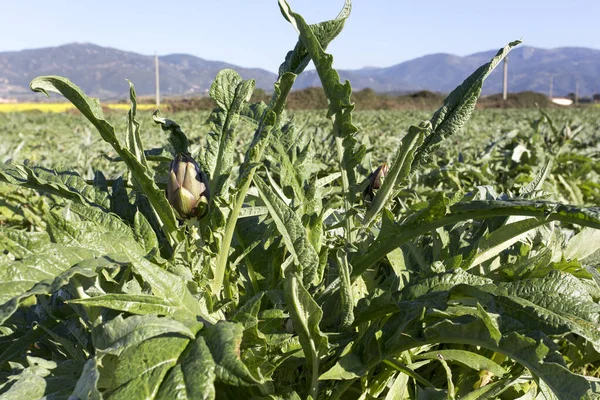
[1,1,600,399]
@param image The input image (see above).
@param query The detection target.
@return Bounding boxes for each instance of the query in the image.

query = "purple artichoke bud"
[370,162,389,190]
[167,154,210,219]
[364,162,389,201]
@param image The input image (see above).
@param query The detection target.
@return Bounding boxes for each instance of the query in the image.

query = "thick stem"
[335,136,354,244]
[212,176,253,296]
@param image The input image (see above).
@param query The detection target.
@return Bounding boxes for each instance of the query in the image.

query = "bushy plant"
[1,1,600,399]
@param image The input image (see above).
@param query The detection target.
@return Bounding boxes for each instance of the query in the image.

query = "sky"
[2,0,599,73]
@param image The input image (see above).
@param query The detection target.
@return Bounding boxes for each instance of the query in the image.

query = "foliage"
[1,1,600,399]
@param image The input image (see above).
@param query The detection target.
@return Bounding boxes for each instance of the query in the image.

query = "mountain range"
[1,43,599,100]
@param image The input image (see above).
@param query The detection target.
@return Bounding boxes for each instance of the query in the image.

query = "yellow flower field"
[0,103,157,113]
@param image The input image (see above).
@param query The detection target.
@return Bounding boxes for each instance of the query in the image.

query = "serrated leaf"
[0,227,50,259]
[0,162,110,211]
[125,80,149,170]
[277,0,351,76]
[0,254,98,324]
[126,250,209,323]
[153,111,190,156]
[413,40,521,167]
[204,69,255,198]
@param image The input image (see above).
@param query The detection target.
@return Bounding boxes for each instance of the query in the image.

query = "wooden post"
[155,52,160,108]
[502,57,508,101]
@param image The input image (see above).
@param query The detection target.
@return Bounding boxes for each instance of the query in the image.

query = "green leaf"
[103,336,190,399]
[93,315,196,357]
[402,269,493,300]
[563,227,600,263]
[364,124,426,225]
[0,162,110,211]
[0,227,50,259]
[0,358,83,399]
[413,349,506,377]
[204,69,255,198]
[212,71,296,297]
[125,80,149,170]
[335,249,354,329]
[384,315,591,399]
[71,358,102,400]
[153,111,190,155]
[0,366,47,400]
[0,256,97,325]
[469,217,547,268]
[50,202,148,256]
[277,0,351,76]
[353,200,600,279]
[254,174,320,286]
[279,0,362,246]
[132,211,159,255]
[319,353,365,380]
[232,293,266,346]
[520,158,554,197]
[156,336,216,400]
[126,251,210,323]
[204,321,263,386]
[413,40,521,167]
[69,293,179,316]
[30,75,182,251]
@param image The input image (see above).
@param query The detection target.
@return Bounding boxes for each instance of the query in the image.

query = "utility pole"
[549,75,553,99]
[575,77,579,105]
[155,52,160,108]
[502,57,508,101]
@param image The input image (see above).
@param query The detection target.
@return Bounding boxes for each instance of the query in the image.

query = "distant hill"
[1,43,599,100]
[0,43,278,100]
[297,46,600,97]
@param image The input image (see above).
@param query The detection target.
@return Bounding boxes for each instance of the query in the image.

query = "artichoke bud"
[370,162,389,190]
[167,153,210,219]
[364,162,389,201]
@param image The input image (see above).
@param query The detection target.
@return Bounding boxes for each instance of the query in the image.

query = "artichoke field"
[1,1,600,399]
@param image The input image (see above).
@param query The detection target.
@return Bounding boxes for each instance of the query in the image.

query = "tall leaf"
[29,76,182,250]
[413,40,522,167]
[204,69,255,198]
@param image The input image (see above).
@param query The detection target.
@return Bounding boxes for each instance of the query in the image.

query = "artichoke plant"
[167,153,210,219]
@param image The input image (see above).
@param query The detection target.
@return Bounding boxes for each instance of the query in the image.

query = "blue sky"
[2,0,598,72]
